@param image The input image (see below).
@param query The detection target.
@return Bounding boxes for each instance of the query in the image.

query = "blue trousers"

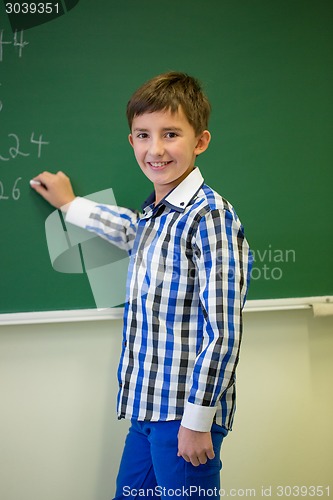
[113,420,228,500]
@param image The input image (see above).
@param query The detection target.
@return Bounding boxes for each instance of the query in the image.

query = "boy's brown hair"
[126,72,211,136]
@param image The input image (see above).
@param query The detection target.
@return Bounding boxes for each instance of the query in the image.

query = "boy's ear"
[128,133,134,148]
[194,130,211,156]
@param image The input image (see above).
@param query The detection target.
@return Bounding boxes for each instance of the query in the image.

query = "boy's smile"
[129,107,211,205]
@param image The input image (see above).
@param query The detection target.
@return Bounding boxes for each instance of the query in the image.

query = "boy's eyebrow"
[162,127,183,132]
[132,127,183,132]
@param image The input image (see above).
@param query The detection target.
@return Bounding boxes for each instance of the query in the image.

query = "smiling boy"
[32,72,252,499]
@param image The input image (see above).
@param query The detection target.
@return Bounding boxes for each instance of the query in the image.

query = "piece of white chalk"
[30,180,41,186]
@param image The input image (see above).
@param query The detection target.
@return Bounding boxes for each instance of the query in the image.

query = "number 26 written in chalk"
[0,177,22,201]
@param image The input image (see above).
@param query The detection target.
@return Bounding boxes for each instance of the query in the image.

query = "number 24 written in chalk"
[0,132,49,161]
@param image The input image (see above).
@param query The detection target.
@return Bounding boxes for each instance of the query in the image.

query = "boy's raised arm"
[32,170,139,253]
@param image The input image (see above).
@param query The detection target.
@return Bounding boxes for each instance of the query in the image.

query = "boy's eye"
[165,132,178,139]
[137,133,149,139]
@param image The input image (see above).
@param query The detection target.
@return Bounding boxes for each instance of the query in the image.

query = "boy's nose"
[149,138,165,157]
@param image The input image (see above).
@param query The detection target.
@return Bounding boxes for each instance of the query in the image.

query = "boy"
[32,72,252,499]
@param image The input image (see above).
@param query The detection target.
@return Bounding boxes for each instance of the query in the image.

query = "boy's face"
[129,107,210,204]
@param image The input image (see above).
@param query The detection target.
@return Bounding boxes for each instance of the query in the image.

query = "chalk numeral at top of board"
[0,133,50,162]
[0,29,29,62]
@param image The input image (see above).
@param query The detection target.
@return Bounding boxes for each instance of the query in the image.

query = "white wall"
[0,310,332,500]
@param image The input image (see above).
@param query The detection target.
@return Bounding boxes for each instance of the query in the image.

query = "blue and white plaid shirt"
[66,168,252,432]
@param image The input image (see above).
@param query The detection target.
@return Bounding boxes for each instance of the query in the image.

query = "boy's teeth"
[151,162,169,167]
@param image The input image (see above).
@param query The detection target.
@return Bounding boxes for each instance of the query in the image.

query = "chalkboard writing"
[0,176,21,200]
[0,28,29,61]
[0,27,49,207]
[0,132,49,161]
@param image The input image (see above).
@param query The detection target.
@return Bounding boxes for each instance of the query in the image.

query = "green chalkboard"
[1,0,332,314]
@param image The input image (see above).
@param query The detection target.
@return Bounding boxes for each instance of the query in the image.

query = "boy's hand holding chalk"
[30,171,76,210]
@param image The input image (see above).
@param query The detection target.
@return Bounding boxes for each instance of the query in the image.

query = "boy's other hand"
[177,425,215,467]
[31,171,76,210]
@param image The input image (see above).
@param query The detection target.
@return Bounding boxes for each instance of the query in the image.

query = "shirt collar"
[142,167,204,214]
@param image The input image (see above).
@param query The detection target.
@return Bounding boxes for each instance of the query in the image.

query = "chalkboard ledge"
[246,296,333,314]
[0,297,332,325]
[0,307,124,326]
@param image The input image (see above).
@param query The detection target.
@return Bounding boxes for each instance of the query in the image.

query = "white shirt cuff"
[181,402,217,432]
[65,197,97,228]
